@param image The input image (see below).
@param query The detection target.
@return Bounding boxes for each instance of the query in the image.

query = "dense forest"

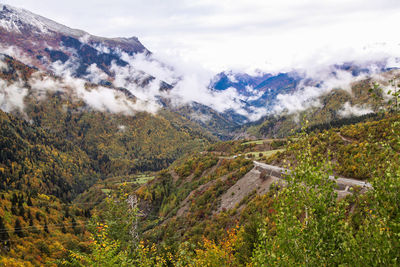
[56,113,398,266]
[1,110,398,265]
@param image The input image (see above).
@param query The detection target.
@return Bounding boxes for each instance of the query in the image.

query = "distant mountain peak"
[0,3,152,82]
[0,4,147,54]
[0,4,85,36]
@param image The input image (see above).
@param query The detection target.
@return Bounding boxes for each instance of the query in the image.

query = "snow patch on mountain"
[0,4,85,36]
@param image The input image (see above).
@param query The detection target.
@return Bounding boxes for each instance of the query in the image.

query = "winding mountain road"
[217,161,373,212]
[253,160,372,191]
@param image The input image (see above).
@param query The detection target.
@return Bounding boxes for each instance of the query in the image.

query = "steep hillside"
[245,72,398,137]
[81,114,397,266]
[0,87,398,265]
[0,190,92,266]
[265,113,400,180]
[0,110,99,265]
[53,113,398,266]
[0,110,98,200]
[0,55,216,176]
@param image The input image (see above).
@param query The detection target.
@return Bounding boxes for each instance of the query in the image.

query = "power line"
[0,222,93,244]
[3,200,106,208]
[4,198,145,207]
[0,220,93,234]
[0,216,149,234]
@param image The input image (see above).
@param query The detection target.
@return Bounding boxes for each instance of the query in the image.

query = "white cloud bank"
[1,1,400,121]
[338,102,373,118]
[3,0,400,72]
[273,68,368,115]
[0,80,28,113]
[0,55,9,71]
[1,31,400,124]
[1,45,399,123]
[0,56,160,115]
[110,51,255,117]
[31,73,160,115]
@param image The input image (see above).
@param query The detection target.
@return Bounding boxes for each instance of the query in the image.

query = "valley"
[0,3,399,266]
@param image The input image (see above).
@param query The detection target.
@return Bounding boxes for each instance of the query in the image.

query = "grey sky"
[2,0,400,71]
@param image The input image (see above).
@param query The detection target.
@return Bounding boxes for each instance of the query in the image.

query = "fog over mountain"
[0,3,399,125]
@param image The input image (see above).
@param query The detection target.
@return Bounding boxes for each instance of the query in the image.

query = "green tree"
[62,185,143,266]
[14,219,24,238]
[252,119,400,266]
[252,128,349,265]
[0,217,9,243]
[340,120,400,265]
[387,77,400,114]
[62,223,132,267]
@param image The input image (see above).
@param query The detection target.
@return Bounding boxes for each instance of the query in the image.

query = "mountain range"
[1,3,398,137]
[0,3,398,199]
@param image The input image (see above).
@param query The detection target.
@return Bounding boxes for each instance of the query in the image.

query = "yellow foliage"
[188,226,241,267]
[38,194,50,201]
[0,257,35,267]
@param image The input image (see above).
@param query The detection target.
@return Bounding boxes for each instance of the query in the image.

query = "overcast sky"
[3,0,400,72]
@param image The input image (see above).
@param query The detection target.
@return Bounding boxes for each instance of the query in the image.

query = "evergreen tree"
[64,206,70,218]
[0,216,9,242]
[18,206,25,218]
[44,221,49,234]
[61,224,67,234]
[35,211,41,221]
[27,196,33,206]
[11,205,17,215]
[11,193,17,206]
[17,193,24,208]
[14,219,24,237]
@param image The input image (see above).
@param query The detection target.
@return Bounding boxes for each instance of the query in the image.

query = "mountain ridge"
[0,4,148,53]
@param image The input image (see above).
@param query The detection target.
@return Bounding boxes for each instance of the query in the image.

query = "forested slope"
[65,114,399,266]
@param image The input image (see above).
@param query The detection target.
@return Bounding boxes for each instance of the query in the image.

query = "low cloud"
[0,67,159,115]
[0,55,9,71]
[0,46,35,66]
[338,102,373,118]
[84,64,108,84]
[0,79,28,113]
[110,51,257,117]
[273,64,380,115]
[119,52,178,85]
[1,41,400,124]
[189,112,211,123]
[76,85,157,114]
[49,57,79,77]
